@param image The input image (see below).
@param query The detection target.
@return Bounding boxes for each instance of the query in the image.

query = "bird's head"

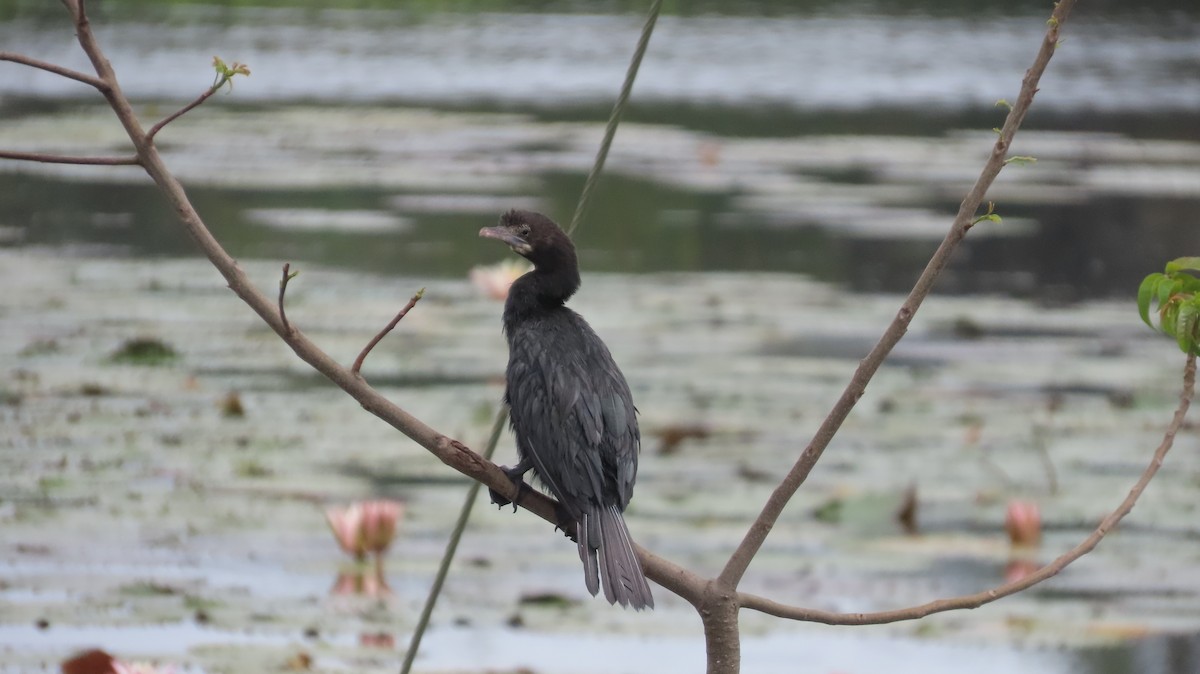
[479,210,575,270]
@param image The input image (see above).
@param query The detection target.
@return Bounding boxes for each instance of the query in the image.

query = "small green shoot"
[1005,156,1037,166]
[995,99,1012,111]
[211,56,251,93]
[1138,258,1200,355]
[972,201,1002,226]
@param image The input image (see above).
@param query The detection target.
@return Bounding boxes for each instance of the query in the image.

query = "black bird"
[479,210,654,610]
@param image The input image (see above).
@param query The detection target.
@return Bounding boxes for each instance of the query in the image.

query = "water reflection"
[1,5,1197,302]
[3,170,1197,302]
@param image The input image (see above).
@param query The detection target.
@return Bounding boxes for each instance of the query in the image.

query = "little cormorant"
[479,209,654,610]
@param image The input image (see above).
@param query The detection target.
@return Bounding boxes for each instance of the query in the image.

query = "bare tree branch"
[145,84,223,143]
[48,0,703,605]
[21,4,1192,673]
[352,288,425,376]
[739,354,1195,624]
[0,150,138,165]
[0,51,107,91]
[716,0,1079,592]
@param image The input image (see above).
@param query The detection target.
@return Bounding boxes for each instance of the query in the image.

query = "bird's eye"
[518,224,531,237]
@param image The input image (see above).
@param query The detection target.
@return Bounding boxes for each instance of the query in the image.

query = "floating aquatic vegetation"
[221,390,246,418]
[109,337,178,366]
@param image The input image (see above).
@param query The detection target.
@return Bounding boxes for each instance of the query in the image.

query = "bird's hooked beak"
[479,226,533,256]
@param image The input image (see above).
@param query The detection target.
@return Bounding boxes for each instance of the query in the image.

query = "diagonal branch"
[716,0,1078,591]
[54,0,706,606]
[0,51,107,91]
[739,354,1195,624]
[0,150,138,165]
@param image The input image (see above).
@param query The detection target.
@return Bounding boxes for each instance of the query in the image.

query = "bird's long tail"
[578,504,654,610]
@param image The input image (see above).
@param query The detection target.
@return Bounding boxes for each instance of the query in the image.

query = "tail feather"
[577,504,654,610]
[577,511,600,597]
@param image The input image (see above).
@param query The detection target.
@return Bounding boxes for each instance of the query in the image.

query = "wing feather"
[505,309,640,512]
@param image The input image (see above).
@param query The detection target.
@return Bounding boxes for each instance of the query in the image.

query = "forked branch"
[717,0,1079,591]
[25,0,699,602]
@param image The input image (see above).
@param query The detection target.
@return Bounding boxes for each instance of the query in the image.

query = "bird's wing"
[564,316,640,508]
[507,312,640,511]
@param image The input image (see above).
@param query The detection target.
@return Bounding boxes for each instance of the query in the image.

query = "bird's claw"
[554,502,576,539]
[489,464,530,512]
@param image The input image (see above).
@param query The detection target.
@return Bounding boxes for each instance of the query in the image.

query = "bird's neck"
[504,263,581,322]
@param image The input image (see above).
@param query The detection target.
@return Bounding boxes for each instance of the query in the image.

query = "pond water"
[1,2,1198,300]
[2,3,1200,674]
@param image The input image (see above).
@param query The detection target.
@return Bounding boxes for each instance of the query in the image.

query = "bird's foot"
[489,464,531,512]
[553,502,576,539]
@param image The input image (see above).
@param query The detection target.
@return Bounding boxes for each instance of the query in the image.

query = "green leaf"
[1162,301,1181,339]
[1165,257,1200,275]
[1005,156,1037,166]
[1174,302,1198,354]
[1137,258,1200,354]
[995,99,1012,111]
[211,55,251,92]
[1138,273,1164,328]
[1176,303,1195,354]
[1157,278,1179,311]
[971,201,1002,226]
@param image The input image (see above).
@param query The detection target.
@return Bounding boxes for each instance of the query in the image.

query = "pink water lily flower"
[1004,499,1042,547]
[360,499,401,554]
[325,500,404,559]
[469,259,530,301]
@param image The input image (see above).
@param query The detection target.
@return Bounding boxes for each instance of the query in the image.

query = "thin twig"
[566,0,663,237]
[978,445,1017,488]
[716,0,1078,592]
[0,51,107,90]
[1032,422,1060,495]
[0,150,139,165]
[352,288,425,376]
[146,84,222,143]
[278,263,296,334]
[401,7,664,670]
[740,354,1196,624]
[400,407,507,674]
